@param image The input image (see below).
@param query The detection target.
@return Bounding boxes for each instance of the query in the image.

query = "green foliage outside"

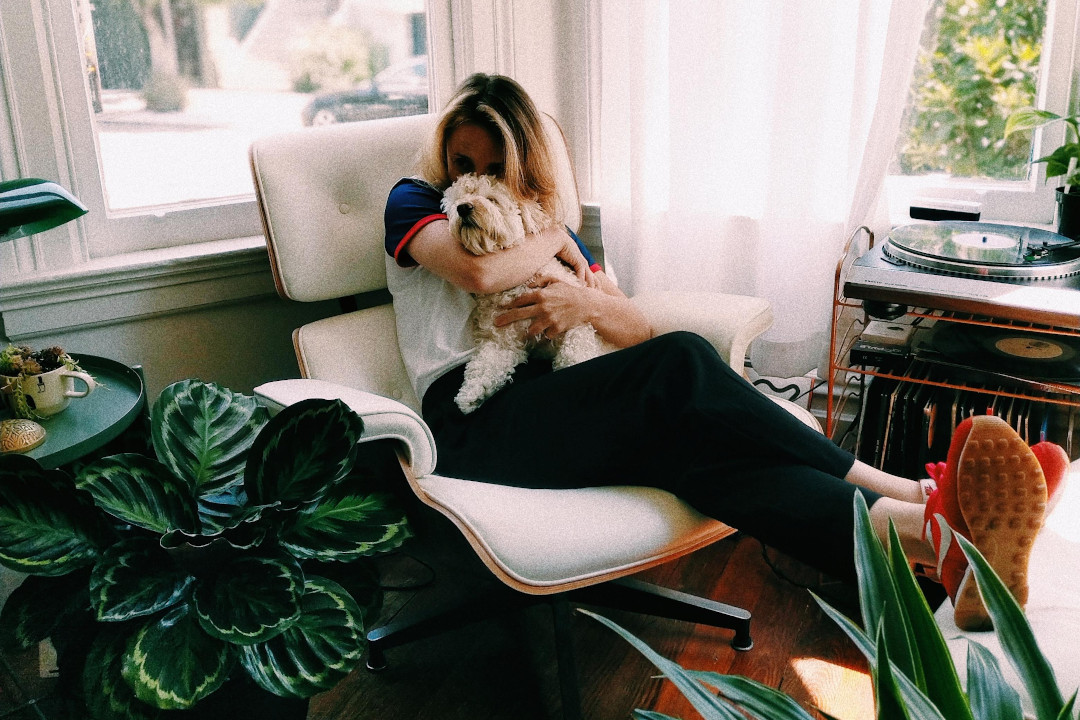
[894,0,1047,181]
[289,24,386,94]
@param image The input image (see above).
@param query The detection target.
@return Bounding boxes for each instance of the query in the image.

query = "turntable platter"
[883,221,1080,281]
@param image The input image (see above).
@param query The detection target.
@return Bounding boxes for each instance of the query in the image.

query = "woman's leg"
[423,331,924,580]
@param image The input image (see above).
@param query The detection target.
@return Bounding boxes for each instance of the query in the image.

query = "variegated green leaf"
[76,454,197,535]
[954,528,1066,720]
[966,639,1024,720]
[90,538,193,622]
[852,492,920,688]
[0,455,110,576]
[581,610,781,720]
[872,620,910,720]
[632,712,682,720]
[245,399,365,511]
[121,602,234,710]
[152,379,269,495]
[1004,108,1064,137]
[83,627,161,720]
[686,671,820,719]
[812,596,947,719]
[886,523,971,720]
[196,481,247,535]
[282,490,411,562]
[193,554,304,645]
[0,571,91,650]
[239,576,366,698]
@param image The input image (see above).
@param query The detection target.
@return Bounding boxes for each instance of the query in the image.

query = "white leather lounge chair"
[248,111,820,719]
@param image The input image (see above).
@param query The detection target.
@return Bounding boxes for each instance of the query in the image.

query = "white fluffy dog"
[443,173,613,414]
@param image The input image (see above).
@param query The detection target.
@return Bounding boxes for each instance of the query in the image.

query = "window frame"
[0,0,457,278]
[886,0,1080,226]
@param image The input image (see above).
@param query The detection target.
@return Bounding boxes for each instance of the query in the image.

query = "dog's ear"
[518,199,551,236]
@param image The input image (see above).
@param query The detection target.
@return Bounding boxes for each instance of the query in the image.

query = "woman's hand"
[496,278,601,338]
[495,272,654,347]
[555,235,602,289]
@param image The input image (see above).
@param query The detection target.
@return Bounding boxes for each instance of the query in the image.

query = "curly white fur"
[443,173,614,414]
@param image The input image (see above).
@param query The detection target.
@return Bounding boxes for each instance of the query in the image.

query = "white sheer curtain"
[599,0,928,379]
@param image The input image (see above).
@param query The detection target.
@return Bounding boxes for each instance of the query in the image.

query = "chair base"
[364,559,753,719]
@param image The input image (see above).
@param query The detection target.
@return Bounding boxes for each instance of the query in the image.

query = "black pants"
[422,331,880,581]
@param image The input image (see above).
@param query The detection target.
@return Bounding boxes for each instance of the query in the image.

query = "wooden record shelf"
[827,227,1080,450]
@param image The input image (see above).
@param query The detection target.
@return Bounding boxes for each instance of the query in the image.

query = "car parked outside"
[301,56,429,126]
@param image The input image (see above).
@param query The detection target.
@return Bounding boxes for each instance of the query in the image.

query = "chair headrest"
[250,113,581,303]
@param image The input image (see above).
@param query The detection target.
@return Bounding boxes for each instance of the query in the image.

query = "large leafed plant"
[0,379,410,718]
[587,492,1077,719]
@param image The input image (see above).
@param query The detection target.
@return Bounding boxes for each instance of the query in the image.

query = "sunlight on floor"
[791,657,873,720]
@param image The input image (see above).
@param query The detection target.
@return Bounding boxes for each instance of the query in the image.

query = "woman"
[384,73,1067,631]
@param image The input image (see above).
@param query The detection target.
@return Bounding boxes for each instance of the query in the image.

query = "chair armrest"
[630,291,773,372]
[253,378,437,477]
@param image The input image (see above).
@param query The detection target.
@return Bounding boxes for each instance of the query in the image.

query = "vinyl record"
[929,323,1080,381]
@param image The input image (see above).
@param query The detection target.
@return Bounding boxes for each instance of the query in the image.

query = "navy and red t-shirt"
[384,177,598,270]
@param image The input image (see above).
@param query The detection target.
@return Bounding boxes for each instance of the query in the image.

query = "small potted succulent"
[0,344,91,418]
[0,379,411,719]
[1004,108,1080,238]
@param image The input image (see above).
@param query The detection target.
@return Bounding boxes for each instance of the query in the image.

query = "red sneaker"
[923,415,1048,631]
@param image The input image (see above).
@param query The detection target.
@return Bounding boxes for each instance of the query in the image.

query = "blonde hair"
[418,73,562,222]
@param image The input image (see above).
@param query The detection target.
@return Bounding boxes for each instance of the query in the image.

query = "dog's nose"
[457,203,473,218]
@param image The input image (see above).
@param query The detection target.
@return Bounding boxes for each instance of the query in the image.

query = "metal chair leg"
[549,595,582,720]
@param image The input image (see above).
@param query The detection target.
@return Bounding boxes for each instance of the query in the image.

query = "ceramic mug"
[21,366,96,417]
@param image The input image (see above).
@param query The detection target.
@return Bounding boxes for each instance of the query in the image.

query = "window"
[886,0,1078,225]
[2,0,431,266]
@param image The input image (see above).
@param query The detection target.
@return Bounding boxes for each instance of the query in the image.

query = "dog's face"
[442,173,526,255]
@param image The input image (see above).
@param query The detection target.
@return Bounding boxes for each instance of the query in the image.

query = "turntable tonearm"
[844,221,1080,329]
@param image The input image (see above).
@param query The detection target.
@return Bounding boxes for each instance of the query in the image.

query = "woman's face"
[445,122,505,182]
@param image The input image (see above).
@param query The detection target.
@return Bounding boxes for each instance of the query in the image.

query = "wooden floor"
[0,534,881,720]
[308,533,878,720]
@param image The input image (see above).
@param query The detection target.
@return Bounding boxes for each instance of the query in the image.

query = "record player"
[845,221,1080,329]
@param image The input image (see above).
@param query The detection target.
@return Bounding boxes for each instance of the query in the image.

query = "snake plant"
[587,492,1078,719]
[0,379,410,718]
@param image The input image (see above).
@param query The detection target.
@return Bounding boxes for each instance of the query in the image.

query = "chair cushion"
[934,462,1080,717]
[416,477,732,590]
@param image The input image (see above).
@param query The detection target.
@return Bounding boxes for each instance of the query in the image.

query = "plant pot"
[1055,186,1080,239]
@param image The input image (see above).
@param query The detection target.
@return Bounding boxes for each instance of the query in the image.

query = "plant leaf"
[83,627,161,720]
[238,576,367,698]
[581,609,806,719]
[152,379,269,495]
[633,712,683,720]
[193,554,304,645]
[121,601,234,710]
[965,639,1024,720]
[89,537,193,622]
[887,523,971,720]
[244,399,365,511]
[871,620,911,720]
[812,595,948,720]
[953,528,1066,720]
[1004,108,1062,137]
[687,671,821,719]
[1034,143,1080,178]
[282,489,411,562]
[851,493,920,686]
[0,571,91,650]
[76,453,197,535]
[0,454,110,576]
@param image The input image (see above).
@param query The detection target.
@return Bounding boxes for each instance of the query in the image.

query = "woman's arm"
[408,219,594,294]
[495,270,654,348]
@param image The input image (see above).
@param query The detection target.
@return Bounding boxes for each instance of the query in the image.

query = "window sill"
[0,237,276,341]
